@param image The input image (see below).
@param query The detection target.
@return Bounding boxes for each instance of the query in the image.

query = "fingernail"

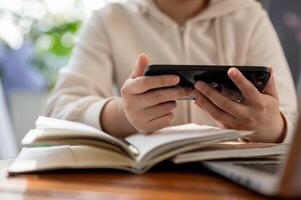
[173,76,180,83]
[195,81,204,90]
[229,68,238,78]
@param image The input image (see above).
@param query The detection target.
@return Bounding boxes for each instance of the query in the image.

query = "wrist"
[115,98,137,134]
[100,98,136,137]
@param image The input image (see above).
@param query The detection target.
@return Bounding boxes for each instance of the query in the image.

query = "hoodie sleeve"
[244,9,298,143]
[43,11,117,130]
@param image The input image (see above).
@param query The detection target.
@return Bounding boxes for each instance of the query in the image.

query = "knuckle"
[161,75,177,86]
[169,101,177,110]
[245,87,257,97]
[154,91,164,101]
[140,78,150,89]
[158,114,173,128]
[120,85,128,96]
[257,102,266,110]
[157,77,167,86]
[220,101,231,110]
[202,87,212,96]
[163,102,174,111]
[253,99,265,109]
[165,113,174,125]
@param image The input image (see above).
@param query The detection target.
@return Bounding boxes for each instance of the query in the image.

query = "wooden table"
[0,160,269,200]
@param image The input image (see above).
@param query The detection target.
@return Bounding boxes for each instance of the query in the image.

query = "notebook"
[8,116,253,174]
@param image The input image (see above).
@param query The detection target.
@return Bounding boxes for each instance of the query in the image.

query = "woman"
[44,0,298,143]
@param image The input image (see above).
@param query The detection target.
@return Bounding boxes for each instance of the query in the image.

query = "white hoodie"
[44,0,298,142]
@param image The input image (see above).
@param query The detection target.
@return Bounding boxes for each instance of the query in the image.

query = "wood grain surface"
[0,160,270,200]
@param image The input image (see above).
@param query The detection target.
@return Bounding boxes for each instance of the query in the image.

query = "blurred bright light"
[61,32,75,48]
[0,0,127,48]
[23,1,47,19]
[37,35,53,50]
[0,0,23,12]
[0,18,23,49]
[44,0,76,14]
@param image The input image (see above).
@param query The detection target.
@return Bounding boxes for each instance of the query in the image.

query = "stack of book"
[8,117,287,174]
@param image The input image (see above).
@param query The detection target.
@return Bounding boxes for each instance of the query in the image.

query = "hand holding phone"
[107,55,192,135]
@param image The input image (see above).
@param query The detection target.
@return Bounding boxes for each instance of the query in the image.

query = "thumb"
[130,53,149,79]
[263,67,278,99]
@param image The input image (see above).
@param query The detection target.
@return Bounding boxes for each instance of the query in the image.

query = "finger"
[130,53,149,78]
[193,90,236,127]
[143,113,174,134]
[125,75,180,94]
[263,67,279,99]
[194,81,247,118]
[228,68,261,103]
[143,101,177,121]
[140,87,192,108]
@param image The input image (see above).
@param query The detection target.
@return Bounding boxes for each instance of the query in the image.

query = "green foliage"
[35,21,80,55]
[30,21,82,89]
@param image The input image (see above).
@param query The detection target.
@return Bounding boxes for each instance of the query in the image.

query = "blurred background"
[0,0,300,158]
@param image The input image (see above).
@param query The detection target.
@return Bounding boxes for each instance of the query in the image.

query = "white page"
[70,146,135,167]
[8,145,135,174]
[31,117,138,157]
[173,143,288,163]
[36,116,105,134]
[126,124,234,162]
[9,146,74,173]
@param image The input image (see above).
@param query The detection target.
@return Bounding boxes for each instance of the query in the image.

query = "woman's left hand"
[193,67,285,143]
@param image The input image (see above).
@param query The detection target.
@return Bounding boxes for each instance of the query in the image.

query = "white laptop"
[203,99,301,198]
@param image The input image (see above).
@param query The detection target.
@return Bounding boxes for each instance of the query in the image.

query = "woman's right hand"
[119,54,192,134]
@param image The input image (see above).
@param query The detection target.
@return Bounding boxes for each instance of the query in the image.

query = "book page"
[8,145,135,174]
[173,142,288,164]
[70,146,135,168]
[125,124,251,164]
[26,117,138,158]
[198,141,280,150]
[9,146,75,173]
[36,116,103,133]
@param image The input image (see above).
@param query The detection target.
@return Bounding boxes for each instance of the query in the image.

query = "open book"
[8,117,254,174]
[172,141,288,164]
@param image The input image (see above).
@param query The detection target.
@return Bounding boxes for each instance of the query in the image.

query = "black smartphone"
[144,65,270,100]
